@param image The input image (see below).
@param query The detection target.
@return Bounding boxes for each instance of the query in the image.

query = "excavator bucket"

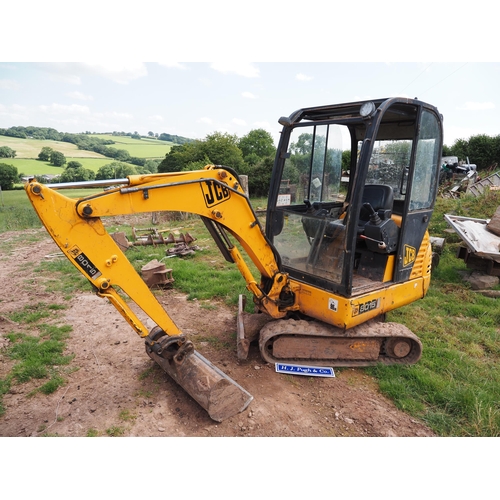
[146,342,253,422]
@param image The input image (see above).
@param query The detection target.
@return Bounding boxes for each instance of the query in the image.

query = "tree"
[247,156,274,197]
[0,146,16,158]
[38,147,53,161]
[50,151,66,167]
[144,159,160,173]
[157,143,199,173]
[96,162,137,180]
[238,129,275,165]
[202,132,245,171]
[342,150,351,172]
[66,161,83,169]
[58,167,95,183]
[448,134,500,170]
[0,163,18,190]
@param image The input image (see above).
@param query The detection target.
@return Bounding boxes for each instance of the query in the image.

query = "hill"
[0,126,194,177]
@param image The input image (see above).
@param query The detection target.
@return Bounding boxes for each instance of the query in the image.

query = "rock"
[486,207,500,237]
[466,272,500,290]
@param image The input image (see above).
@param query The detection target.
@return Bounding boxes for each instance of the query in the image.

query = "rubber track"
[259,318,423,367]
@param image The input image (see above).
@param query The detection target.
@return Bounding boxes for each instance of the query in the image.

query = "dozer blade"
[237,294,274,360]
[146,346,253,422]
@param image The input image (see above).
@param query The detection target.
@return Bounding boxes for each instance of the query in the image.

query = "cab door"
[393,107,442,282]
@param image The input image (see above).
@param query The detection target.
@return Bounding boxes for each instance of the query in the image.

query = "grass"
[33,257,93,297]
[0,134,172,160]
[0,303,74,415]
[5,157,137,176]
[106,425,125,436]
[367,190,500,436]
[0,136,103,159]
[2,179,500,435]
[88,134,173,158]
[0,187,105,233]
[0,133,172,181]
[119,409,137,422]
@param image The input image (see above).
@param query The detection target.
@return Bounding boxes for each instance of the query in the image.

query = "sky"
[1,61,499,148]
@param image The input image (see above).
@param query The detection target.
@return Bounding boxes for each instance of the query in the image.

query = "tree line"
[2,127,500,192]
[443,134,500,171]
[0,128,276,191]
[157,129,277,196]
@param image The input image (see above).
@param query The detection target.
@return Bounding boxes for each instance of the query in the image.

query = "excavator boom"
[24,168,264,421]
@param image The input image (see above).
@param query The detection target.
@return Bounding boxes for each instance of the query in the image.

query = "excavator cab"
[266,98,443,300]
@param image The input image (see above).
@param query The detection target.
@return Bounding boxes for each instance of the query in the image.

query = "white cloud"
[253,121,272,130]
[242,91,257,99]
[0,79,20,90]
[198,117,213,124]
[458,101,495,111]
[148,115,164,122]
[38,103,91,115]
[67,91,93,101]
[443,125,480,145]
[95,111,133,120]
[296,73,313,81]
[210,63,260,78]
[38,63,81,84]
[0,103,29,122]
[232,118,246,126]
[157,62,188,70]
[80,62,148,84]
[41,62,148,85]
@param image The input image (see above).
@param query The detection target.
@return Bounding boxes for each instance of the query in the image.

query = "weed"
[197,335,232,351]
[106,426,125,437]
[86,428,99,437]
[0,303,75,414]
[200,302,217,311]
[135,389,153,398]
[8,303,52,324]
[138,367,155,381]
[38,324,72,342]
[38,376,66,395]
[119,409,136,422]
[0,378,11,417]
[33,259,92,295]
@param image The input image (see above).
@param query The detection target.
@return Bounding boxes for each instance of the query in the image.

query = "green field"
[0,136,105,159]
[89,134,173,158]
[4,157,136,176]
[0,135,173,170]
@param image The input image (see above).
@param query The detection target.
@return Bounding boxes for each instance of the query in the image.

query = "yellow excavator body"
[25,97,443,421]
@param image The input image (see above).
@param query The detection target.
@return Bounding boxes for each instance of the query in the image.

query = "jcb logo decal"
[403,244,416,267]
[201,180,230,207]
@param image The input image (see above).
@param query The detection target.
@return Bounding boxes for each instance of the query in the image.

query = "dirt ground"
[0,228,436,438]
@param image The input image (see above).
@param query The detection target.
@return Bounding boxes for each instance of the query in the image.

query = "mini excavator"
[25,97,443,421]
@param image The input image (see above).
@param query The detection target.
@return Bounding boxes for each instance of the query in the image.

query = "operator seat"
[359,184,394,225]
